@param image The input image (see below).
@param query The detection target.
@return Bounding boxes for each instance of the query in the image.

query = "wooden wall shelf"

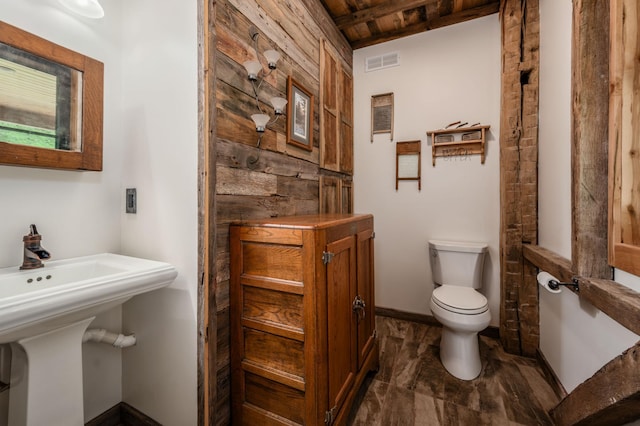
[428,125,490,165]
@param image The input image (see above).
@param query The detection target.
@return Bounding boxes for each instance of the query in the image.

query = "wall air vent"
[365,52,400,72]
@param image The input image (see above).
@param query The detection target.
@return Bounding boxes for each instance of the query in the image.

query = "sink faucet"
[20,224,51,270]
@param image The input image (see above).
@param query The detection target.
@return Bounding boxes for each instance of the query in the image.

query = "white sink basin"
[0,253,178,343]
[0,253,177,425]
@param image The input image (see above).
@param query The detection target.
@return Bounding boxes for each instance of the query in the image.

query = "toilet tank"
[429,240,487,288]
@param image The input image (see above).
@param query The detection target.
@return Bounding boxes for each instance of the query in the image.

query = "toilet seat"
[432,286,488,315]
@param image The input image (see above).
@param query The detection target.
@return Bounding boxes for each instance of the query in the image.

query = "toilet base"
[439,326,482,380]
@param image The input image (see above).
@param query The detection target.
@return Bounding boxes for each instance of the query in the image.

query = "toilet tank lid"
[428,240,488,253]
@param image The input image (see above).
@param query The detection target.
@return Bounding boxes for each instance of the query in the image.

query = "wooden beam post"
[523,244,640,336]
[499,0,541,357]
[571,0,612,280]
[551,341,640,426]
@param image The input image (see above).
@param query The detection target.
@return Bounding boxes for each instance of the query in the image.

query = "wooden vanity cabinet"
[230,214,378,425]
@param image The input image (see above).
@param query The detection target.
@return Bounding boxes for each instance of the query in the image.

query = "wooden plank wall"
[213,0,352,423]
[200,0,215,424]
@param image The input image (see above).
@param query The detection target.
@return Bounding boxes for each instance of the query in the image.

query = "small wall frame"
[371,92,394,142]
[396,140,421,190]
[287,76,314,151]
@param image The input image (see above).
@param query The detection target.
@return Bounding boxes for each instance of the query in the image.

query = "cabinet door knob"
[352,295,366,321]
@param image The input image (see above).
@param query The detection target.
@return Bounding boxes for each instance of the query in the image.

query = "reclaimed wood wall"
[213,0,352,423]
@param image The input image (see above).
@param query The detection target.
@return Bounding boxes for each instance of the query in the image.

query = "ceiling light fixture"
[58,0,105,19]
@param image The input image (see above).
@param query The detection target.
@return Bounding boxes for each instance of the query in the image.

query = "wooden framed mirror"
[0,21,104,171]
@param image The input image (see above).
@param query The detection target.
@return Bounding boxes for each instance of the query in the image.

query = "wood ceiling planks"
[318,0,500,48]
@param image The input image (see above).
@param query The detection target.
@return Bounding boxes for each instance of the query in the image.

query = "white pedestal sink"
[0,253,178,426]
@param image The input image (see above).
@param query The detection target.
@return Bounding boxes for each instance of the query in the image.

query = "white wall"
[539,0,640,393]
[119,0,198,424]
[0,0,198,424]
[353,16,501,325]
[0,0,126,422]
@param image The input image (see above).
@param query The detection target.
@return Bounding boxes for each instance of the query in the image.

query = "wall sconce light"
[251,114,270,133]
[58,0,105,19]
[243,28,287,144]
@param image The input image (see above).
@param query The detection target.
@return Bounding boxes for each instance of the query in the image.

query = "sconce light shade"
[270,97,288,115]
[245,31,284,144]
[243,60,263,81]
[251,114,271,132]
[58,0,105,19]
[263,50,281,69]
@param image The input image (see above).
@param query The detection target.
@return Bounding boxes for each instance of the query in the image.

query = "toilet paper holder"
[548,277,580,292]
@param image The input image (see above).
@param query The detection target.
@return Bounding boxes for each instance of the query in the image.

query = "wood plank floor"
[349,316,561,425]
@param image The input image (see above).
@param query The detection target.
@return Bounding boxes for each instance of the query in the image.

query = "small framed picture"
[396,140,421,190]
[287,76,314,151]
[371,92,394,142]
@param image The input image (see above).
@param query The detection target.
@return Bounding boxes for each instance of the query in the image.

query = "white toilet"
[428,240,490,380]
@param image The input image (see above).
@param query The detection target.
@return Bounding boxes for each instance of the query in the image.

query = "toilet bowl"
[428,240,490,380]
[430,286,490,380]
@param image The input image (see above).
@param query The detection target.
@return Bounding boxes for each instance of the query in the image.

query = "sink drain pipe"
[82,329,136,348]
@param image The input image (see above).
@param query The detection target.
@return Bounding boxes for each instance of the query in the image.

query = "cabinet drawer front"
[243,286,304,332]
[241,242,303,282]
[244,372,305,424]
[238,227,303,245]
[244,329,305,378]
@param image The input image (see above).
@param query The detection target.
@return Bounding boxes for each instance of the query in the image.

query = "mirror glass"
[0,42,83,152]
[0,21,103,171]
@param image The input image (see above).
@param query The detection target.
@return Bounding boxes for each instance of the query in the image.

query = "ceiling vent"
[365,52,400,72]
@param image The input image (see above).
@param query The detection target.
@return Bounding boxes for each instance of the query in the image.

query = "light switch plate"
[126,188,137,214]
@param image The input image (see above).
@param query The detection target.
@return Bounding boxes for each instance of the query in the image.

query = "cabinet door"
[320,175,341,214]
[320,40,339,172]
[326,235,357,415]
[356,228,375,369]
[339,69,353,174]
[341,179,353,214]
[320,40,354,175]
[320,176,353,214]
